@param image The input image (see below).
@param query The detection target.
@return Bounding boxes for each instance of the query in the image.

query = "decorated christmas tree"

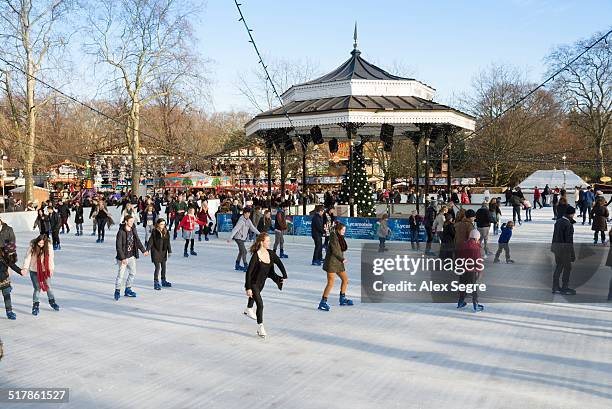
[338,143,376,217]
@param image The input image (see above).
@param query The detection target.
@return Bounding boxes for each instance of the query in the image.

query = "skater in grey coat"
[229,208,260,271]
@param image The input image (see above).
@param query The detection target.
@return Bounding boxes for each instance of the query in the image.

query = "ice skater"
[114,215,149,301]
[229,208,259,271]
[318,222,353,311]
[456,229,485,312]
[73,201,84,236]
[178,207,206,257]
[21,235,59,316]
[147,218,172,291]
[244,232,287,338]
[1,243,23,320]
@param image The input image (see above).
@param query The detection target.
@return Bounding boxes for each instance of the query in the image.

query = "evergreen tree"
[338,143,376,217]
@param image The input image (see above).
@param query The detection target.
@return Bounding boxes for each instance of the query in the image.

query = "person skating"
[509,192,522,225]
[32,208,50,237]
[494,221,514,263]
[229,208,260,271]
[322,207,336,251]
[408,210,420,250]
[475,202,492,257]
[196,202,213,242]
[273,203,289,258]
[522,198,532,222]
[147,218,172,291]
[591,198,608,245]
[21,235,59,316]
[258,209,272,234]
[533,186,543,209]
[551,206,577,295]
[456,229,485,312]
[141,204,158,244]
[1,243,23,320]
[311,205,325,265]
[57,200,71,234]
[244,232,287,338]
[48,206,62,250]
[581,187,595,225]
[439,213,455,260]
[94,200,111,243]
[318,222,353,311]
[89,198,99,236]
[73,201,84,236]
[172,194,189,240]
[377,214,391,252]
[114,215,149,300]
[424,201,437,256]
[178,207,206,257]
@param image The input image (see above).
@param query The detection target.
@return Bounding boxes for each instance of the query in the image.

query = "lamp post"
[0,152,6,212]
[562,155,567,189]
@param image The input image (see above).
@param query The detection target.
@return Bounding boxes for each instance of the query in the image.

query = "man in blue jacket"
[311,205,325,266]
[581,187,595,225]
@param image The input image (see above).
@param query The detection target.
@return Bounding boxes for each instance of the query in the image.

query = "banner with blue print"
[290,216,312,236]
[216,214,235,232]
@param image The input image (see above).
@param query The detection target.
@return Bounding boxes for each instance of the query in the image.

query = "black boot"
[49,299,60,311]
[32,302,40,316]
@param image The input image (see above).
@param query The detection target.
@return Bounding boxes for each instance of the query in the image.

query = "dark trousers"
[410,229,419,249]
[542,195,547,205]
[184,239,195,253]
[495,243,511,261]
[198,225,209,239]
[235,239,247,265]
[581,205,592,224]
[247,274,282,324]
[60,216,69,232]
[534,198,543,209]
[458,271,479,305]
[51,229,60,247]
[166,213,173,231]
[594,231,605,243]
[512,206,522,223]
[553,254,572,288]
[425,225,434,252]
[97,218,106,240]
[312,234,323,262]
[2,286,12,311]
[154,261,167,282]
[173,213,185,239]
[379,237,386,251]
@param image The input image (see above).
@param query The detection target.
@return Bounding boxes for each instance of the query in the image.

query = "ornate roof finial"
[353,22,358,51]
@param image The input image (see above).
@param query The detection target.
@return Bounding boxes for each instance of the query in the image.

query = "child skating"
[114,215,149,301]
[244,232,287,338]
[494,221,515,263]
[178,207,206,257]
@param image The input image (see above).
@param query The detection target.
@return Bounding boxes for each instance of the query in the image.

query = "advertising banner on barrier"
[217,213,235,232]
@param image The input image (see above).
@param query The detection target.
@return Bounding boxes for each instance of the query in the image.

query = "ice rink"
[1,205,611,409]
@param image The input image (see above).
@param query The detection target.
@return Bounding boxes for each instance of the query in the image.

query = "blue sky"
[195,0,612,112]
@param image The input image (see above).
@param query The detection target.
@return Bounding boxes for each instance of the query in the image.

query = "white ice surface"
[1,205,611,409]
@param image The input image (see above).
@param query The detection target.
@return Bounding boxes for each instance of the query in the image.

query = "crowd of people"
[1,183,611,337]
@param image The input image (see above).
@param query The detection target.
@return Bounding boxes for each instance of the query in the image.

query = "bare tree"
[462,64,561,186]
[0,0,72,202]
[547,31,612,176]
[237,57,320,113]
[86,0,201,193]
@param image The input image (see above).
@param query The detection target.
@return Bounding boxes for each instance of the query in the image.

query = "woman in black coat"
[147,218,172,290]
[73,202,84,236]
[33,208,50,237]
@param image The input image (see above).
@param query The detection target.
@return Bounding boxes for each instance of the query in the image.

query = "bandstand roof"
[245,32,475,137]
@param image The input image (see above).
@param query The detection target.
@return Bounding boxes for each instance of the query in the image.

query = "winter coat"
[58,204,71,219]
[0,259,21,290]
[23,246,55,274]
[147,228,172,263]
[556,204,569,220]
[245,249,287,290]
[591,205,609,232]
[551,217,575,262]
[49,212,62,232]
[311,213,324,237]
[115,224,146,261]
[377,219,390,238]
[73,206,84,224]
[475,207,491,228]
[178,214,205,232]
[433,213,446,233]
[498,225,513,243]
[141,211,158,228]
[454,220,474,250]
[252,211,263,231]
[0,223,16,245]
[258,216,272,233]
[424,206,437,227]
[230,216,259,241]
[509,194,522,208]
[274,209,288,231]
[323,232,345,274]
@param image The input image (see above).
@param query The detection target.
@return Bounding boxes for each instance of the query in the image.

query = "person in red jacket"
[178,207,206,258]
[533,186,543,209]
[456,229,485,312]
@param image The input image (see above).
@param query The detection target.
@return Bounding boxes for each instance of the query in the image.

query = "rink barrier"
[217,213,428,242]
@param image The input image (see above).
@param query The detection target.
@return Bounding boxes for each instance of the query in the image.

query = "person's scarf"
[338,234,348,252]
[36,250,51,292]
